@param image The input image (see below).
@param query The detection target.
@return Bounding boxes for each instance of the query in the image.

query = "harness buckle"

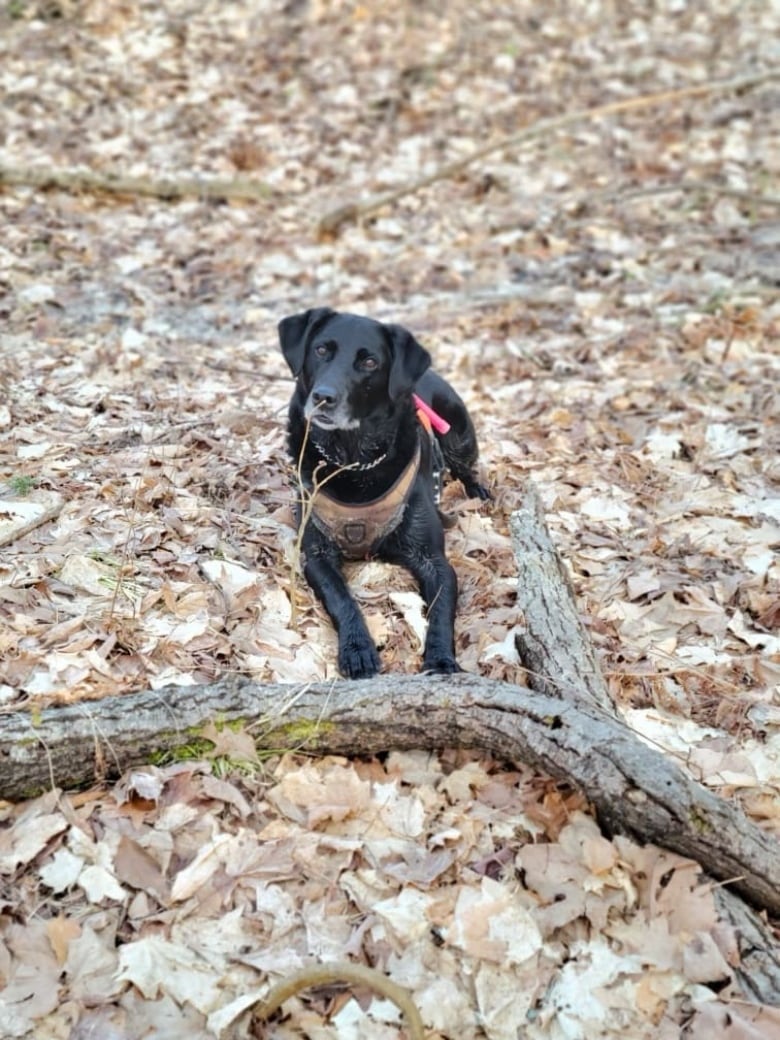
[342,521,368,547]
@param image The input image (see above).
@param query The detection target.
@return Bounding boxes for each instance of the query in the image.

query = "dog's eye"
[360,356,378,371]
[314,343,329,358]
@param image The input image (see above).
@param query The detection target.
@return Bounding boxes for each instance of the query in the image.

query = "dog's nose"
[312,386,337,408]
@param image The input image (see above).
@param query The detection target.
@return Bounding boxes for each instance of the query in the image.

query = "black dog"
[279,308,489,679]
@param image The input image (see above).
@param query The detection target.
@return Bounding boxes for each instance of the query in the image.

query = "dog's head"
[278,308,431,430]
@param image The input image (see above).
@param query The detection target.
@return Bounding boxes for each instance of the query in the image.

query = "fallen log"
[2,671,779,920]
[2,486,778,999]
[509,484,780,1002]
[712,889,780,1004]
[508,488,613,709]
[0,163,276,205]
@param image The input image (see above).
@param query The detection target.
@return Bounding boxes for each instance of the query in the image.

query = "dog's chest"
[303,443,422,560]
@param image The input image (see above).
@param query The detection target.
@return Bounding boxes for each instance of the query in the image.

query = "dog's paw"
[422,655,462,675]
[339,639,382,680]
[463,478,491,501]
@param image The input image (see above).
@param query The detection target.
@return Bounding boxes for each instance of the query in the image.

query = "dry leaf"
[113,835,168,899]
[46,914,81,965]
[116,937,222,1013]
[0,813,68,874]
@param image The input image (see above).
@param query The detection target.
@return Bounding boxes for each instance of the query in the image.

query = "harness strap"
[309,442,422,559]
[416,407,444,506]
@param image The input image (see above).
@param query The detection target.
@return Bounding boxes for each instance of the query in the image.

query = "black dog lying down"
[279,307,489,679]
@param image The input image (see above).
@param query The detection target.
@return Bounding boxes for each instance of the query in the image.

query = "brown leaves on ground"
[2,751,773,1039]
[0,0,778,1036]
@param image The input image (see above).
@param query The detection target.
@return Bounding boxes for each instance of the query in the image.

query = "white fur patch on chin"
[304,401,360,430]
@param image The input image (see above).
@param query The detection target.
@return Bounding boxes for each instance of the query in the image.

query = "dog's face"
[278,308,431,431]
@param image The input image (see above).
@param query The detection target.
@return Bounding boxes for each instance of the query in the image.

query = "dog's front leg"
[302,544,381,679]
[408,554,461,674]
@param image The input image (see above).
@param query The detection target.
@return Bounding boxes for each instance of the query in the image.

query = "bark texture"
[510,484,780,1000]
[2,672,779,919]
[2,484,778,999]
[509,491,612,709]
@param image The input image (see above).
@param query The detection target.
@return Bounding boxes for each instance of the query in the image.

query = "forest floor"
[0,1,778,1037]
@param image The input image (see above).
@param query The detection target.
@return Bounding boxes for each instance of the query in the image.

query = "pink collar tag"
[412,394,451,435]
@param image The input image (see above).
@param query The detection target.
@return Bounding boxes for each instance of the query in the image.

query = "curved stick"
[252,961,424,1039]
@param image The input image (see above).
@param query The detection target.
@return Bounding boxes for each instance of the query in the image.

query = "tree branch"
[510,482,780,1003]
[2,671,779,919]
[318,69,779,233]
[509,489,613,709]
[1,72,774,229]
[2,483,779,1005]
[0,164,276,204]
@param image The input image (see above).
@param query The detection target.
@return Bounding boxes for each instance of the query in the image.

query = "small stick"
[0,494,63,548]
[288,412,357,627]
[251,961,425,1039]
[318,69,778,233]
[0,163,275,204]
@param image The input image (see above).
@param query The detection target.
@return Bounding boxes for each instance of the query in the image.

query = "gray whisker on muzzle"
[304,396,360,430]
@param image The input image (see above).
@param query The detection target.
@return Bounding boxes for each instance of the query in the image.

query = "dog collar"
[314,443,388,471]
[312,397,448,472]
[308,442,421,560]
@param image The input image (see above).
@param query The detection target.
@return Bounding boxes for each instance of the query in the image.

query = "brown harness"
[308,442,422,560]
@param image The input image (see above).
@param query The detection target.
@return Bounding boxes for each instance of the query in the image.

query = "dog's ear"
[386,324,432,400]
[278,307,335,375]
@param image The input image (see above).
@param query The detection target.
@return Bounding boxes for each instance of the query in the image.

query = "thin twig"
[547,180,780,228]
[318,69,779,233]
[106,463,148,623]
[0,163,276,204]
[2,71,774,231]
[0,493,64,549]
[289,413,357,627]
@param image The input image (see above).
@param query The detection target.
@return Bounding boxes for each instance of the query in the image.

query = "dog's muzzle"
[304,388,359,430]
